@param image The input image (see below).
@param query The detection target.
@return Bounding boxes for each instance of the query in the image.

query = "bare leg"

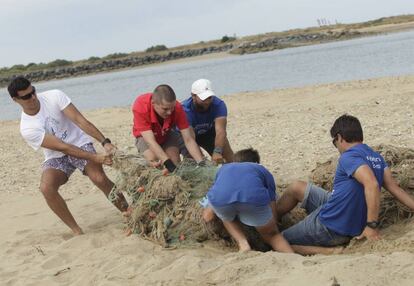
[40,169,83,235]
[84,161,128,212]
[202,207,216,223]
[276,180,307,218]
[222,220,251,251]
[291,245,344,255]
[256,217,294,253]
[222,138,234,163]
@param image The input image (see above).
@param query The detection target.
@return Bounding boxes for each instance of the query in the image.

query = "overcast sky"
[0,0,413,68]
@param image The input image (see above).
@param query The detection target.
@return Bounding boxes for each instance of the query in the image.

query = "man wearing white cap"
[181,79,233,164]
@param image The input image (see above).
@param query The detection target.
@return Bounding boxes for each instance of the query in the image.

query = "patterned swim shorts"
[41,143,96,177]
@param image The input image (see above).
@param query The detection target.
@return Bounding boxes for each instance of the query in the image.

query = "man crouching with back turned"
[204,148,293,253]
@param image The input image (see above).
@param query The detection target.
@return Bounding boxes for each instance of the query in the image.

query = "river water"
[1,30,414,120]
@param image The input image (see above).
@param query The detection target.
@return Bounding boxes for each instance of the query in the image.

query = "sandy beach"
[1,75,414,285]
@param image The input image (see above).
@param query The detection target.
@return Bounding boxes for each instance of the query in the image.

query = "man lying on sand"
[204,148,293,253]
[7,76,129,235]
[181,79,234,164]
[276,114,414,255]
[132,84,204,173]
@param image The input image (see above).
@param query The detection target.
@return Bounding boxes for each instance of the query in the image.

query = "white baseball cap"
[191,79,215,101]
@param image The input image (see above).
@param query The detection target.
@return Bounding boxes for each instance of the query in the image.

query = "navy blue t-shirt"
[181,96,227,136]
[207,162,277,207]
[319,144,388,236]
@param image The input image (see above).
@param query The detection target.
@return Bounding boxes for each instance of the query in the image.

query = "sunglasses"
[16,87,36,100]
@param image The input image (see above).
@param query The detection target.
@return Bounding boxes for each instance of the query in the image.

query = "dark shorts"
[42,143,95,178]
[282,183,351,246]
[179,128,216,157]
[195,128,216,155]
[135,131,183,154]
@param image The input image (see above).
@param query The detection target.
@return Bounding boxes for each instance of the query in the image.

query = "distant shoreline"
[1,16,413,87]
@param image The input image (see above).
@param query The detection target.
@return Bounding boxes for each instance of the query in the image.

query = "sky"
[0,0,413,68]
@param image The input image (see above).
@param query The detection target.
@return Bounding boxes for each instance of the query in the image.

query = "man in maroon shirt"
[132,84,204,172]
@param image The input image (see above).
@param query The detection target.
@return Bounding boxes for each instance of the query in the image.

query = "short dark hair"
[330,114,363,143]
[234,148,260,163]
[152,84,176,103]
[8,76,31,98]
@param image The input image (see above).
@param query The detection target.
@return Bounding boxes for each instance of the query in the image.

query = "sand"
[1,75,414,285]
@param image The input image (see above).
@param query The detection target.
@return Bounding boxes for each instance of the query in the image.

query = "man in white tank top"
[8,76,129,235]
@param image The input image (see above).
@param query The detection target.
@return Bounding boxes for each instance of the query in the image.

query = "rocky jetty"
[0,29,367,87]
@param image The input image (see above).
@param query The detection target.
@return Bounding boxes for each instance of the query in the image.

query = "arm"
[62,103,115,153]
[353,165,381,240]
[212,116,227,164]
[41,134,111,165]
[180,128,203,162]
[383,168,414,210]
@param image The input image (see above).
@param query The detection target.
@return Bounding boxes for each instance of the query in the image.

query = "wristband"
[163,159,177,173]
[213,146,223,155]
[366,221,379,229]
[101,138,111,147]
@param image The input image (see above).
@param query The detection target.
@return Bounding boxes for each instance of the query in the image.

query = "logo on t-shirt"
[45,117,68,141]
[366,155,382,169]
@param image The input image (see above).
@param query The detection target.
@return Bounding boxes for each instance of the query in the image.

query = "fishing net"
[108,151,281,250]
[109,152,232,248]
[108,144,414,252]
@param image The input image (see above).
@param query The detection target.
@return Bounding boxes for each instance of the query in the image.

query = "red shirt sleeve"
[132,95,152,137]
[175,102,189,130]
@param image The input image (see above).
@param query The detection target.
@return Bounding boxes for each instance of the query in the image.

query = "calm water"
[1,30,414,120]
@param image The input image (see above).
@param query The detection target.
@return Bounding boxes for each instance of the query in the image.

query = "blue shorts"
[210,202,273,227]
[282,183,351,246]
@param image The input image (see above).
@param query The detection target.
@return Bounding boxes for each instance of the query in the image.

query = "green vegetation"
[145,45,168,53]
[88,56,101,62]
[47,59,72,68]
[103,53,129,60]
[221,35,236,43]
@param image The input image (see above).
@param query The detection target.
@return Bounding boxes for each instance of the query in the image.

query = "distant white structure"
[317,18,340,27]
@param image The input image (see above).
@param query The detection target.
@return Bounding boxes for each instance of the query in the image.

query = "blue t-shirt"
[207,162,277,207]
[319,144,388,236]
[181,96,227,136]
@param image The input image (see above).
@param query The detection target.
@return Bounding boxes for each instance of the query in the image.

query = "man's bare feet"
[72,227,84,236]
